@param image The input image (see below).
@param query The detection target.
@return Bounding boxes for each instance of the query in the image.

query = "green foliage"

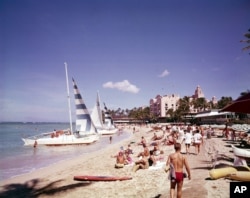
[110,91,247,123]
[217,96,233,109]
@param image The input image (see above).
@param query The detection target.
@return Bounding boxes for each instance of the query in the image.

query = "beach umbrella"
[220,93,250,114]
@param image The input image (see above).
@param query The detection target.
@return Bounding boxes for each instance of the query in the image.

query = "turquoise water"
[0,122,130,181]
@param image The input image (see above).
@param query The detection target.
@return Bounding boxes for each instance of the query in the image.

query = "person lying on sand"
[162,132,177,146]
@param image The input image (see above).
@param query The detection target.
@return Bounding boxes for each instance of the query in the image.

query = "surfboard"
[73,175,132,182]
[227,171,250,182]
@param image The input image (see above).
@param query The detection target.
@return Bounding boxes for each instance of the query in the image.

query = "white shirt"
[193,133,202,143]
[184,132,193,144]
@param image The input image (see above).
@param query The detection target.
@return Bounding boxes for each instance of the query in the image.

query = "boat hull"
[231,145,250,160]
[98,128,118,135]
[22,134,99,146]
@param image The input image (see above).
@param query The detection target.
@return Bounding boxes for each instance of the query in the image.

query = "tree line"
[108,90,249,123]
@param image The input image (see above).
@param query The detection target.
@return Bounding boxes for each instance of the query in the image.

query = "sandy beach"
[0,125,239,198]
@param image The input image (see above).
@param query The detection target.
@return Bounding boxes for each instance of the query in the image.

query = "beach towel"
[148,161,165,170]
[168,163,176,181]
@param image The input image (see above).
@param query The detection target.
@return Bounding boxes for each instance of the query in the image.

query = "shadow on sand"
[0,179,91,198]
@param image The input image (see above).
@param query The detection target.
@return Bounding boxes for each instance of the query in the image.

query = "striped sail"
[72,79,97,135]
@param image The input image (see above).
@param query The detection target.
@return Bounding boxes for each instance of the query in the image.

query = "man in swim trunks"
[166,143,191,198]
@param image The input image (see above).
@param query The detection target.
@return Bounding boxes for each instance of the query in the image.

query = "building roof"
[194,111,232,118]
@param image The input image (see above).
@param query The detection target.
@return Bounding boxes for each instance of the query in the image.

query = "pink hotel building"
[149,86,216,118]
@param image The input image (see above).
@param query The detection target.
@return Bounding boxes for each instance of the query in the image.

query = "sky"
[0,0,250,122]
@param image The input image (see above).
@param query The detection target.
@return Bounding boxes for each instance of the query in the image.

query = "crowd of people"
[110,123,221,197]
[111,124,213,171]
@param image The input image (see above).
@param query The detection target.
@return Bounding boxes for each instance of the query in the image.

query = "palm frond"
[242,45,250,51]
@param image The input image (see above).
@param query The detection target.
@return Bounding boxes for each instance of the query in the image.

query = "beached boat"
[231,145,250,160]
[101,103,118,135]
[22,65,99,146]
[91,94,118,135]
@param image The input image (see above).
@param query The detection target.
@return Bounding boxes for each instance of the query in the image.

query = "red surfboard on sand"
[73,175,132,181]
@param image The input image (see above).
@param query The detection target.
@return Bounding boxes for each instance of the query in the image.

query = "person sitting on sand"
[137,144,150,157]
[125,152,133,165]
[151,144,160,156]
[151,133,158,141]
[166,143,191,198]
[132,153,149,172]
[138,136,147,146]
[125,144,133,154]
[148,150,157,166]
[114,151,127,168]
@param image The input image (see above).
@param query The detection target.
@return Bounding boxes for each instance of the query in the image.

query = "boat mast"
[64,62,73,133]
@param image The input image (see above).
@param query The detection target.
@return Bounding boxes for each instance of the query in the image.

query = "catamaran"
[90,92,118,135]
[22,64,99,146]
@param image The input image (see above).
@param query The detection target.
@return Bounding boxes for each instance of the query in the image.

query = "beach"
[0,125,239,197]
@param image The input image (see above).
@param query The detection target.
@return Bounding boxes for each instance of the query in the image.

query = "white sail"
[72,78,98,135]
[91,92,104,129]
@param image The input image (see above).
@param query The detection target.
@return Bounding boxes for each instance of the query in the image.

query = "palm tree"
[192,98,208,112]
[217,96,233,109]
[240,28,250,54]
[177,96,191,113]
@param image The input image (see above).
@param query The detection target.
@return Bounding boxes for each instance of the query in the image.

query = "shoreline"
[0,125,244,198]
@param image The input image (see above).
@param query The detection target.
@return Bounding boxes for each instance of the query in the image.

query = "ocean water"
[0,122,130,181]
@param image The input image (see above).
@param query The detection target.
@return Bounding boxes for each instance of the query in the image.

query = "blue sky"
[1,0,249,122]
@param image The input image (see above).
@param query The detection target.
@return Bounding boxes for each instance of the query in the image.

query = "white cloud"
[103,80,140,93]
[158,69,170,77]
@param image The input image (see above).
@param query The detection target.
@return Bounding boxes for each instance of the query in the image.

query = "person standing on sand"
[193,130,202,155]
[166,143,191,198]
[182,130,193,155]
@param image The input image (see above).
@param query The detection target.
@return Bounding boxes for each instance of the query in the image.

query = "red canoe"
[74,175,132,182]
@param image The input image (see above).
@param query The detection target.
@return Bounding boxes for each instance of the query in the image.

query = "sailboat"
[102,103,118,135]
[91,93,118,135]
[22,64,99,146]
[91,92,104,130]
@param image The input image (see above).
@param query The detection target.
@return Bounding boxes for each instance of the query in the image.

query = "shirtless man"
[166,143,191,198]
[114,151,126,168]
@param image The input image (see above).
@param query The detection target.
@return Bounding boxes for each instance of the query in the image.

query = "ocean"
[0,122,131,181]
